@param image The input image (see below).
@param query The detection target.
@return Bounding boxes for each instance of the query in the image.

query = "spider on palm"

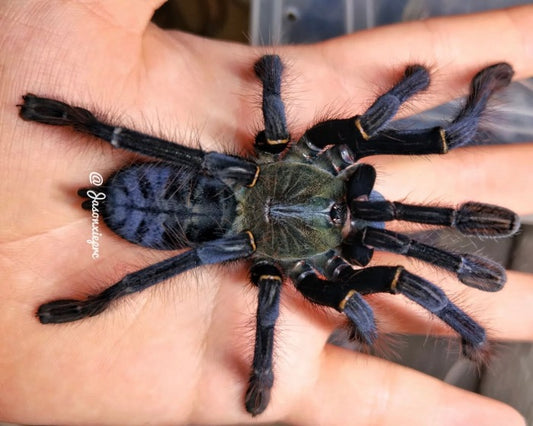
[19,55,519,416]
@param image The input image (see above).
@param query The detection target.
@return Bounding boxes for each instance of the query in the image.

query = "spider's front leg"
[245,261,283,416]
[300,62,513,158]
[344,162,519,291]
[292,255,487,362]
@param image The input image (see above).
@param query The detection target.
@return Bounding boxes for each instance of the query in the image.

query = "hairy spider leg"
[253,55,290,154]
[19,94,259,187]
[289,64,429,163]
[357,65,430,137]
[351,199,520,237]
[37,233,255,324]
[347,196,519,290]
[299,63,513,159]
[293,260,487,362]
[245,261,283,416]
[291,261,377,346]
[355,227,507,292]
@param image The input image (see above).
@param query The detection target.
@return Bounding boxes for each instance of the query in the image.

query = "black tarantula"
[19,55,519,416]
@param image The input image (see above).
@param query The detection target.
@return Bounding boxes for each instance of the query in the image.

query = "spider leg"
[356,65,430,138]
[351,227,506,292]
[300,63,513,158]
[294,262,487,361]
[351,199,520,237]
[291,261,377,346]
[37,233,255,324]
[254,55,290,154]
[19,94,259,187]
[245,261,282,416]
[346,196,518,288]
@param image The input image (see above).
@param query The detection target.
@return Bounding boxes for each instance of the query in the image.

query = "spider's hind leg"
[37,233,255,323]
[245,261,282,416]
[19,94,259,186]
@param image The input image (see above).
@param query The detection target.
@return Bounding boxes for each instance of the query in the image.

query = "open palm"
[1,1,533,425]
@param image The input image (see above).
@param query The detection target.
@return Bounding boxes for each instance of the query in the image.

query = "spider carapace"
[19,55,519,416]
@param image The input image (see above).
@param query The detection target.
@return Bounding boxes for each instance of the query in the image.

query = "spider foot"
[19,94,95,127]
[37,297,109,324]
[461,339,491,365]
[457,254,506,291]
[245,371,273,416]
[438,303,488,364]
[453,202,520,237]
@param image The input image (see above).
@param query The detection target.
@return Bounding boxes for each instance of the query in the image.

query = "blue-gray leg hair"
[254,55,290,154]
[299,63,513,158]
[37,234,255,324]
[245,261,282,416]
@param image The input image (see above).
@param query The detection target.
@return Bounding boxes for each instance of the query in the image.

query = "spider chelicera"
[19,55,519,416]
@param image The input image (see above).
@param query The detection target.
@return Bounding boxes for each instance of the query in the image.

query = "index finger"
[282,5,533,128]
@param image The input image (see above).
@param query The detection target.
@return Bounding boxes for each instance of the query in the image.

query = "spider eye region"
[330,202,347,225]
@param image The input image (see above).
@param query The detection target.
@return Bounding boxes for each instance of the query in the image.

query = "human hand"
[1,1,533,424]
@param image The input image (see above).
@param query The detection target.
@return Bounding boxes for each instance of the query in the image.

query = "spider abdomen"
[102,163,237,249]
[237,162,345,261]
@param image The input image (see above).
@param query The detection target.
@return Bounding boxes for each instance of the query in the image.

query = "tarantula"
[19,55,519,416]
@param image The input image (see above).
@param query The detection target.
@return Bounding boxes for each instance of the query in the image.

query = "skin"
[1,1,533,424]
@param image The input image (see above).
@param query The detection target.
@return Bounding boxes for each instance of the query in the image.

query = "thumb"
[287,344,525,426]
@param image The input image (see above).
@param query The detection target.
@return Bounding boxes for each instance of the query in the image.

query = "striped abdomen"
[101,163,237,249]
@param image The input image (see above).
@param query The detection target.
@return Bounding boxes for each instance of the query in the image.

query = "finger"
[325,5,533,91]
[331,5,532,74]
[283,6,533,127]
[288,344,525,426]
[468,270,533,340]
[367,143,533,216]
